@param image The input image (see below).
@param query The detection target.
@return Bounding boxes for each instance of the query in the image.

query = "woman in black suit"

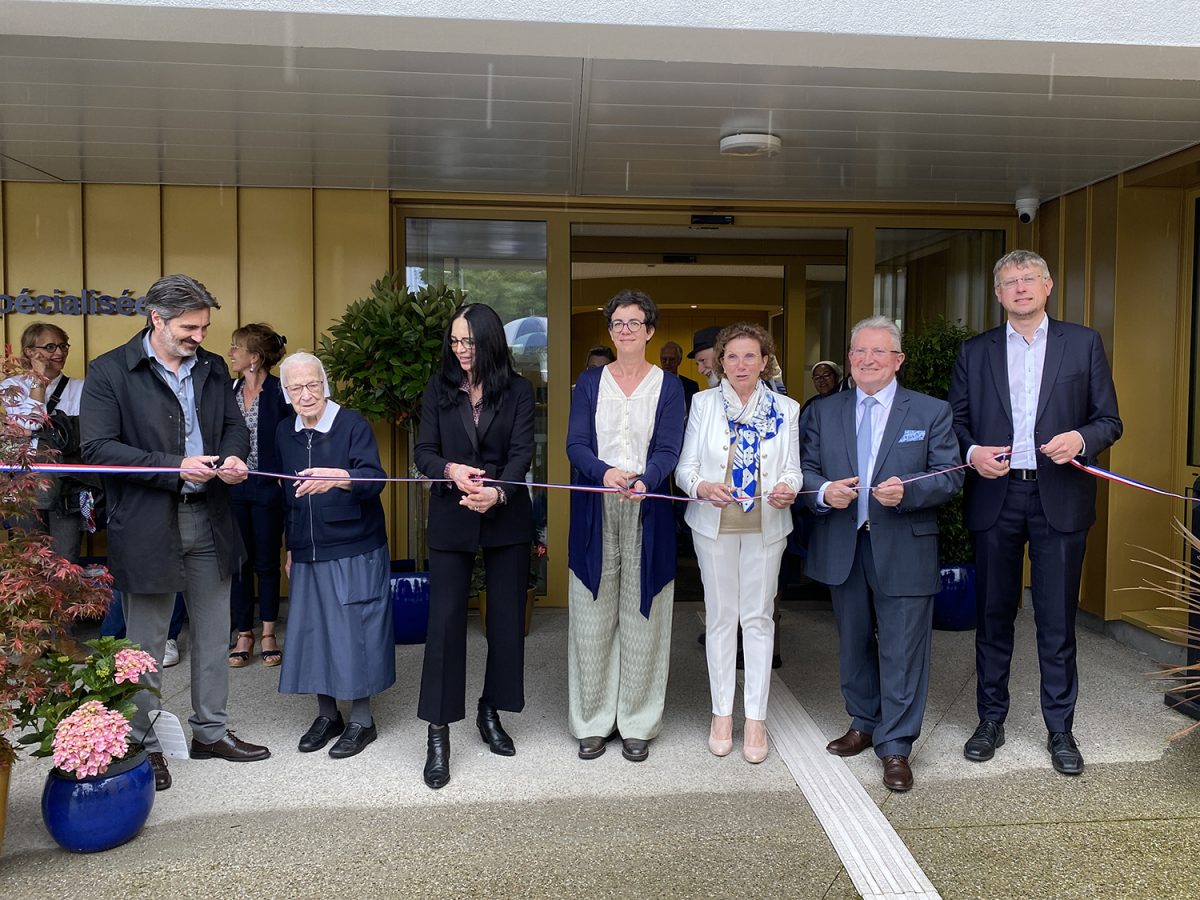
[414,303,535,790]
[227,324,292,667]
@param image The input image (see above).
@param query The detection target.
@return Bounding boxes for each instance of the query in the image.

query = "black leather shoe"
[578,736,607,760]
[298,713,345,753]
[476,701,515,756]
[329,721,377,759]
[621,738,649,762]
[190,731,271,762]
[424,724,450,789]
[963,720,1005,762]
[1047,731,1084,775]
[148,751,171,791]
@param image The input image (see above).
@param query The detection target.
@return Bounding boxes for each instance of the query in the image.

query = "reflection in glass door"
[405,218,549,580]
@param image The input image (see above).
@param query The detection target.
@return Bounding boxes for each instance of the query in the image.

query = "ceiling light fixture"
[719,132,782,158]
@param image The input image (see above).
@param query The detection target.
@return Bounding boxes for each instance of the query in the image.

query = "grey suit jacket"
[802,384,963,597]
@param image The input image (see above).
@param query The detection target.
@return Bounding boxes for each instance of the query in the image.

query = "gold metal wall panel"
[237,187,314,355]
[162,185,239,357]
[83,183,162,368]
[2,182,85,377]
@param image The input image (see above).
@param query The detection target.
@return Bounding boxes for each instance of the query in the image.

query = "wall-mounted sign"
[0,289,148,317]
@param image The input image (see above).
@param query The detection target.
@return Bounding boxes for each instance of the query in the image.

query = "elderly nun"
[275,351,395,759]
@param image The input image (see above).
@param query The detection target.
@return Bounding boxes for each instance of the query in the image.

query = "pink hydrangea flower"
[113,648,158,685]
[51,700,132,778]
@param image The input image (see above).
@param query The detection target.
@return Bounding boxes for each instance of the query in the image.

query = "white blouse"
[595,365,663,474]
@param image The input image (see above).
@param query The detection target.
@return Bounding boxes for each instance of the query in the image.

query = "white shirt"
[595,365,663,474]
[1005,315,1048,470]
[817,377,898,507]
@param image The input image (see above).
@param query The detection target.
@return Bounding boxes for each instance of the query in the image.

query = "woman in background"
[228,324,291,667]
[414,303,534,790]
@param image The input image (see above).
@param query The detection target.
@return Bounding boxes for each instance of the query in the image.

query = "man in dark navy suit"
[949,249,1122,776]
[804,316,963,792]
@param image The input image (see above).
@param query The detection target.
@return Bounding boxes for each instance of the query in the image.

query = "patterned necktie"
[857,396,878,529]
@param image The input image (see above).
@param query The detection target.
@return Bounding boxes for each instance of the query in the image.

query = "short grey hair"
[993,250,1050,287]
[850,315,902,352]
[143,274,220,325]
[279,351,331,399]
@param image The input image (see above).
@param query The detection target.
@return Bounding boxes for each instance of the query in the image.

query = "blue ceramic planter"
[41,747,155,853]
[933,563,977,631]
[391,563,431,644]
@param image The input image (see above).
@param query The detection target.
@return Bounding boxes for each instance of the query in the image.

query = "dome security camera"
[1015,194,1040,225]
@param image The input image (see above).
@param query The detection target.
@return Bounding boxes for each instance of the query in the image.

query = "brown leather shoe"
[190,731,271,762]
[826,728,873,757]
[148,751,171,791]
[882,755,913,792]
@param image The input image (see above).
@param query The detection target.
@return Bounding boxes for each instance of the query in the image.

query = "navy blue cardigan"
[276,406,388,563]
[566,366,685,618]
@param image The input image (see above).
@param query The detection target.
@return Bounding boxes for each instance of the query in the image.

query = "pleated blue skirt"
[278,544,396,699]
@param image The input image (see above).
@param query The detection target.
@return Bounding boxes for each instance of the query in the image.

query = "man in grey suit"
[803,315,963,791]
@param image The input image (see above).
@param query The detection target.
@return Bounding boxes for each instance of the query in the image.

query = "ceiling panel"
[0,34,1197,203]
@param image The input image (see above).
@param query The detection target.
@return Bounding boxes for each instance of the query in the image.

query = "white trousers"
[693,529,786,720]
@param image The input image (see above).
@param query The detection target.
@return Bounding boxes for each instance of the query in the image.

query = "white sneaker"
[163,639,180,668]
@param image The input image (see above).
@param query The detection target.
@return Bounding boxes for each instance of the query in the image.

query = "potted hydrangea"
[16,636,161,853]
[0,347,139,852]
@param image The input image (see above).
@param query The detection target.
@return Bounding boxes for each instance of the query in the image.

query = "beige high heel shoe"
[743,717,769,764]
[708,715,734,757]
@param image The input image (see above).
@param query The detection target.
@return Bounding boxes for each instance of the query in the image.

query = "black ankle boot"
[476,700,516,756]
[424,724,450,789]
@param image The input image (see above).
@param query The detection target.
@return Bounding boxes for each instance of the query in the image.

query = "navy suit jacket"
[948,317,1122,534]
[802,384,963,597]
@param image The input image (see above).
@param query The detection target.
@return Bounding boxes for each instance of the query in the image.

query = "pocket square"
[899,429,926,443]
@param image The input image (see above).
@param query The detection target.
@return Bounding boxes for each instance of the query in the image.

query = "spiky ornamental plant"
[1127,520,1200,739]
[0,348,113,767]
[317,274,466,430]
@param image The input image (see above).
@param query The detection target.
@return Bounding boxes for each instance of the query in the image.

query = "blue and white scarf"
[721,379,783,512]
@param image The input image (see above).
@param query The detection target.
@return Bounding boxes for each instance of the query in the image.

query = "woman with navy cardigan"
[227,324,292,667]
[566,289,684,764]
[276,352,394,759]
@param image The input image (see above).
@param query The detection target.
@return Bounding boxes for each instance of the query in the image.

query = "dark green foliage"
[317,274,466,429]
[901,316,976,565]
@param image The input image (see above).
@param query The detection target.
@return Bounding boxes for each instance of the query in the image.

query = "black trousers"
[973,479,1088,733]
[418,543,527,725]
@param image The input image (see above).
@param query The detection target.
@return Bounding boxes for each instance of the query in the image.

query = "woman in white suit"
[676,323,802,763]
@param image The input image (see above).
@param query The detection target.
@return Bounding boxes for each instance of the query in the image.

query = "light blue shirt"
[816,376,898,508]
[1005,315,1048,470]
[142,332,205,491]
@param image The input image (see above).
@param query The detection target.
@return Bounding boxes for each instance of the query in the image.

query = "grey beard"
[705,371,720,388]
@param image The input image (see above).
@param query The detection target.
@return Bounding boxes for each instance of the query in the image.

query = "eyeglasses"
[32,342,70,353]
[848,348,902,361]
[812,371,837,381]
[998,274,1044,290]
[284,382,323,397]
[609,320,645,333]
[448,337,475,350]
[229,345,248,353]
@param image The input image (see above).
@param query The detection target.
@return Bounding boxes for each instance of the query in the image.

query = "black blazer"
[414,373,535,552]
[81,330,249,593]
[948,317,1122,534]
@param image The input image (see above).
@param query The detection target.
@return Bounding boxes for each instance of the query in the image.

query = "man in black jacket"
[81,274,270,791]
